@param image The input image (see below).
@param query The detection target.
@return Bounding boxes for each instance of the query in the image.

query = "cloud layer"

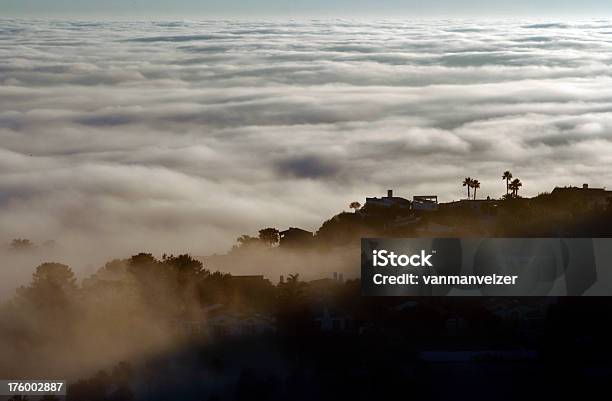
[2,19,612,269]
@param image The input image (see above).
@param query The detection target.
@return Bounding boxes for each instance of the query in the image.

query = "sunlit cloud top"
[2,19,612,262]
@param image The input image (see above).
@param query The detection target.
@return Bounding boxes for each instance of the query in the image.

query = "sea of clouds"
[2,19,612,276]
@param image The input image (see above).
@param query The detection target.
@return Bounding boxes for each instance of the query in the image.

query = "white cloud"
[2,19,612,268]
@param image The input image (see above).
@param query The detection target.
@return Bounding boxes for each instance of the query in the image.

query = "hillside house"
[412,195,439,211]
[279,227,313,248]
[551,184,612,210]
[364,189,411,210]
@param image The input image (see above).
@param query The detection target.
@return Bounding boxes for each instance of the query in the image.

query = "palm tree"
[462,177,473,199]
[509,178,522,197]
[508,181,516,197]
[349,201,361,212]
[280,273,305,302]
[472,180,480,200]
[502,171,512,195]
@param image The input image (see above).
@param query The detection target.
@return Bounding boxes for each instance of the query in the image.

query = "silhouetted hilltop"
[220,183,612,259]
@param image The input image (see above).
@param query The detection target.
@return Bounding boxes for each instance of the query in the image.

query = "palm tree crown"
[502,171,513,195]
[462,177,473,199]
[471,179,480,200]
[509,178,522,197]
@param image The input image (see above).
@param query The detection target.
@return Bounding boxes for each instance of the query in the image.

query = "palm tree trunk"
[506,179,509,195]
[467,187,470,199]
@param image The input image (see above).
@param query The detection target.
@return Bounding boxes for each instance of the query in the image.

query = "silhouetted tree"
[279,274,305,301]
[126,253,182,312]
[127,253,161,284]
[258,228,280,248]
[67,370,111,401]
[510,178,522,197]
[462,177,473,199]
[162,254,210,305]
[197,270,233,305]
[17,262,77,311]
[162,253,208,276]
[349,201,361,212]
[276,273,311,335]
[128,253,158,270]
[502,170,513,195]
[98,259,127,277]
[9,238,34,251]
[13,262,78,343]
[472,179,480,200]
[32,262,77,290]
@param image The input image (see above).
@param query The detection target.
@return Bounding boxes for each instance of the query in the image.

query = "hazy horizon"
[2,0,612,18]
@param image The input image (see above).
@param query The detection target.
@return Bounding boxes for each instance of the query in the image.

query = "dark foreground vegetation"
[3,187,612,400]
